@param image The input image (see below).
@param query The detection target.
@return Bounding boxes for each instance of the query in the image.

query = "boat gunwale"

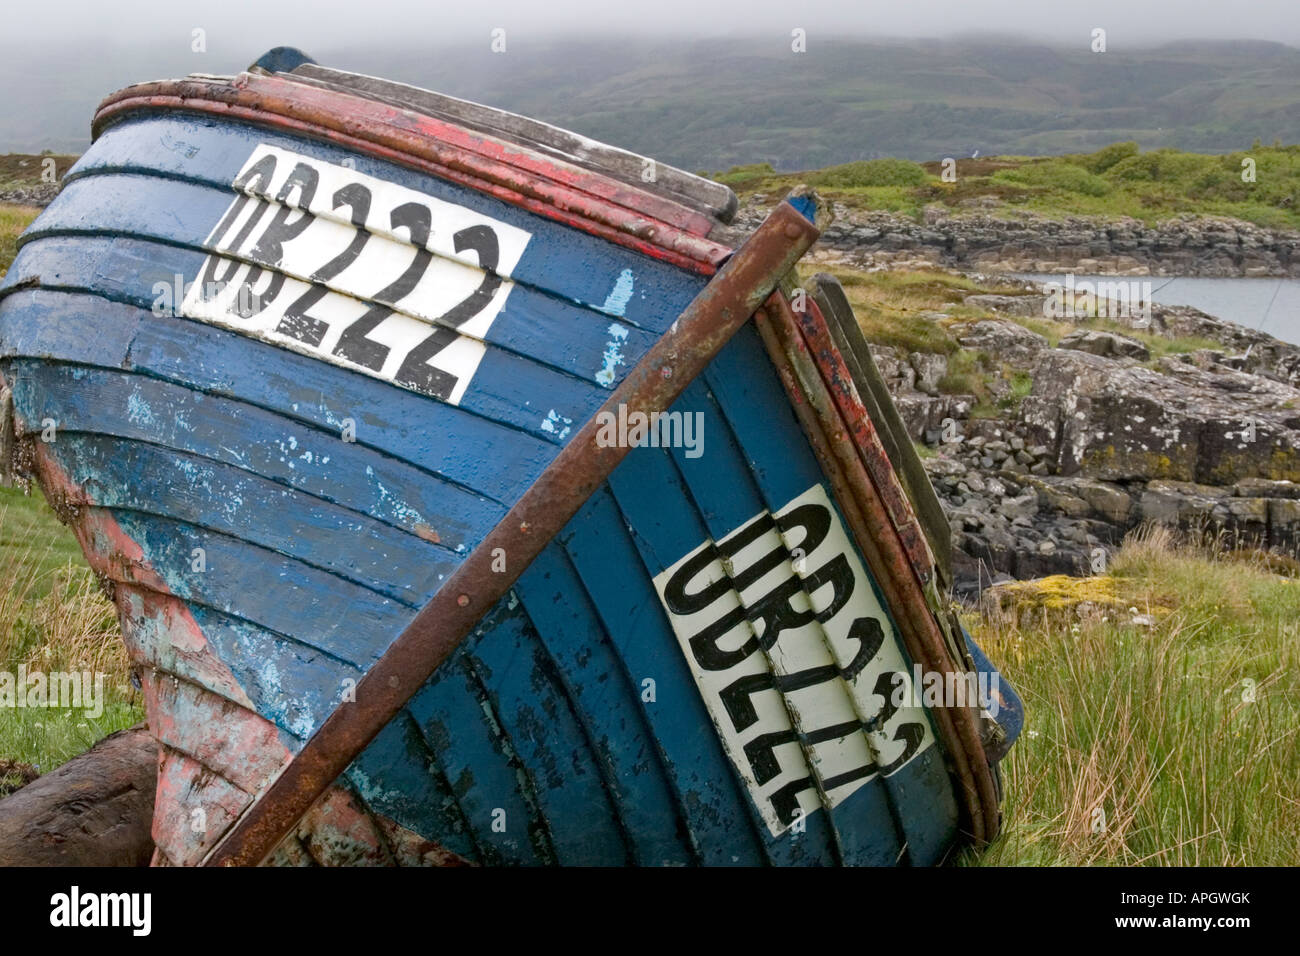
[752,291,1000,845]
[90,74,733,276]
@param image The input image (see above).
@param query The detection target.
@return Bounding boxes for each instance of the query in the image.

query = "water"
[1015,274,1300,348]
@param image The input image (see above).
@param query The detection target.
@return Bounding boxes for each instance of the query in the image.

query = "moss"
[1204,447,1300,485]
[993,573,1121,611]
[1081,445,1183,480]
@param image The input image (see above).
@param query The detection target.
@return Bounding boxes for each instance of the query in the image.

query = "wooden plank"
[809,274,954,592]
[0,289,555,503]
[345,712,481,864]
[287,64,738,224]
[468,601,629,864]
[404,651,555,865]
[606,433,846,866]
[40,431,459,605]
[102,508,415,668]
[559,487,770,865]
[58,114,710,334]
[703,327,960,864]
[7,360,506,547]
[513,545,697,865]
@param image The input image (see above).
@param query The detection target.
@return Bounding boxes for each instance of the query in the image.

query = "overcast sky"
[6,0,1300,48]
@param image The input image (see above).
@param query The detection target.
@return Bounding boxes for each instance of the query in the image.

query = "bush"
[1105,148,1216,184]
[806,158,928,189]
[1068,141,1140,174]
[712,162,775,185]
[992,160,1111,197]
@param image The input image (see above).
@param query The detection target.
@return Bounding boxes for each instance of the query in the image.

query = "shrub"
[992,160,1110,197]
[1069,141,1140,174]
[806,158,928,189]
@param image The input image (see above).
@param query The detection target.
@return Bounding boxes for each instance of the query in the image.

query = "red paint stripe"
[792,298,938,584]
[93,76,732,275]
[244,74,718,237]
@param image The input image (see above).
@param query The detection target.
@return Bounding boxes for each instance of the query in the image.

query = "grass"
[811,266,1027,357]
[4,203,139,790]
[799,262,1246,414]
[0,153,77,192]
[960,525,1300,866]
[716,141,1300,230]
[0,204,39,279]
[0,485,140,789]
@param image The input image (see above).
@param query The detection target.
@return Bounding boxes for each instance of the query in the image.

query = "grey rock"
[1058,328,1151,361]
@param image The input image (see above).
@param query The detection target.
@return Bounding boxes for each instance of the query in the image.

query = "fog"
[4,0,1299,49]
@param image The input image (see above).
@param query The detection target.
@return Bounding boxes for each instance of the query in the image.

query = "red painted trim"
[792,298,938,585]
[93,75,733,275]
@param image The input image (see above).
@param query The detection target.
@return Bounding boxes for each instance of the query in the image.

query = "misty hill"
[2,36,1298,170]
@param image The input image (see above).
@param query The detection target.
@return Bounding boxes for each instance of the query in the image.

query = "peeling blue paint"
[596,323,629,387]
[539,409,572,441]
[600,268,636,318]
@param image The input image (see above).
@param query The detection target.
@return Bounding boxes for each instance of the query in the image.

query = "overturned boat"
[0,48,1021,866]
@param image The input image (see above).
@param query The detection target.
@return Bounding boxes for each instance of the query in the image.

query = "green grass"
[2,204,140,789]
[809,266,1027,358]
[716,141,1300,230]
[0,204,39,280]
[960,526,1300,865]
[0,486,141,788]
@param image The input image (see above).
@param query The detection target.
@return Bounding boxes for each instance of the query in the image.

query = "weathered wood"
[809,273,955,593]
[0,726,156,866]
[287,64,739,223]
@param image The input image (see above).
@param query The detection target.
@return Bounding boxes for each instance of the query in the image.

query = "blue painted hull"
[0,90,1008,865]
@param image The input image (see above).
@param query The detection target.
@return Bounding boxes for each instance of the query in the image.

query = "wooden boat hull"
[0,55,1018,865]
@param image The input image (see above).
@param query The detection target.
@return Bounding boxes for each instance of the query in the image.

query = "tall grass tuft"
[0,495,141,784]
[963,524,1300,865]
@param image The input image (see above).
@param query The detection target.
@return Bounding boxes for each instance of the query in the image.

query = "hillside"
[1,36,1298,168]
[718,141,1300,230]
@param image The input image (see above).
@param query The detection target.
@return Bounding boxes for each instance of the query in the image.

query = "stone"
[956,320,1049,365]
[1058,328,1151,361]
[909,352,949,396]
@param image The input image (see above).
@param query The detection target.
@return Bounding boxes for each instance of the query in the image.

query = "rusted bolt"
[784,222,803,239]
[457,594,470,607]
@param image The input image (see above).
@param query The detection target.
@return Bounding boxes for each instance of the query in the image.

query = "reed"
[962,524,1300,865]
[0,489,141,788]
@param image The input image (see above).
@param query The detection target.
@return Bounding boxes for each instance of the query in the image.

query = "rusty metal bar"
[752,292,1000,845]
[202,199,824,866]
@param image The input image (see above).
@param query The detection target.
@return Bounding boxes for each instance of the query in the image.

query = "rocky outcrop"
[0,183,58,206]
[736,200,1300,277]
[926,445,1300,597]
[1020,349,1300,485]
[1057,328,1150,360]
[868,287,1300,595]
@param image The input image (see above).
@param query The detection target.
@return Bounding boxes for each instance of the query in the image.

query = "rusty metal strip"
[752,293,999,846]
[92,75,732,274]
[201,199,824,866]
